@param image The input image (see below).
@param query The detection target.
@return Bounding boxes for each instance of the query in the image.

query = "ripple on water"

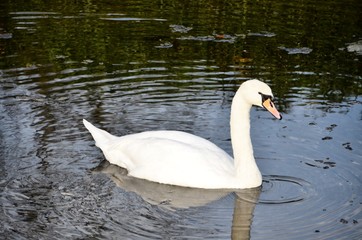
[253,169,362,239]
[260,175,314,204]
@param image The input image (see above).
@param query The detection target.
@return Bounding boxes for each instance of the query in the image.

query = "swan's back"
[83,119,236,188]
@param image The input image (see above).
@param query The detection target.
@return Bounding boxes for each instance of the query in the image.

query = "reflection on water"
[95,161,261,240]
[93,161,234,209]
[0,0,362,239]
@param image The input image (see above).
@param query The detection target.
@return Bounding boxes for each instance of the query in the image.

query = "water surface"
[0,0,361,239]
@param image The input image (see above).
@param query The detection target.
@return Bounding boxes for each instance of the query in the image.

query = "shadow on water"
[93,161,235,209]
[93,161,318,239]
[94,160,261,240]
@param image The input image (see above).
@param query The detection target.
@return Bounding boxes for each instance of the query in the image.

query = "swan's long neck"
[230,91,262,186]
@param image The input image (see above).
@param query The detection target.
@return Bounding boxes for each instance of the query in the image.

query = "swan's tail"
[83,119,118,149]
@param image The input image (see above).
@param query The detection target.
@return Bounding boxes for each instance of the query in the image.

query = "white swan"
[83,79,282,189]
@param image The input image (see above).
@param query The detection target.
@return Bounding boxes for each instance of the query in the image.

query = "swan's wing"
[129,130,225,151]
[110,131,235,188]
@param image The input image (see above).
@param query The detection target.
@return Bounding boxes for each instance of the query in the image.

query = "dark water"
[1,0,361,239]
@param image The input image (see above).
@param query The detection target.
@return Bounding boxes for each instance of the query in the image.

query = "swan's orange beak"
[262,98,282,120]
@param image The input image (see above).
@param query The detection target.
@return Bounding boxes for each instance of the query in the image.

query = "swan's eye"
[258,92,272,103]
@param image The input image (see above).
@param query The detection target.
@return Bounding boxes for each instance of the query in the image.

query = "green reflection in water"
[0,0,361,105]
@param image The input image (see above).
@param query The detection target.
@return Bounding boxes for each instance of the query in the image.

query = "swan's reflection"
[232,190,261,240]
[93,161,260,240]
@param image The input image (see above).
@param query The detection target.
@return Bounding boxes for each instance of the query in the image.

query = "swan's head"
[239,79,282,120]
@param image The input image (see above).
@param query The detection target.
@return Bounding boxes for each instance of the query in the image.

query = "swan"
[83,79,282,189]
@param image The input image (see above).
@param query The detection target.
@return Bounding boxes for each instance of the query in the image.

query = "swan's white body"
[84,80,281,189]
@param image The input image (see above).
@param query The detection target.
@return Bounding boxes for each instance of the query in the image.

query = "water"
[0,0,361,239]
